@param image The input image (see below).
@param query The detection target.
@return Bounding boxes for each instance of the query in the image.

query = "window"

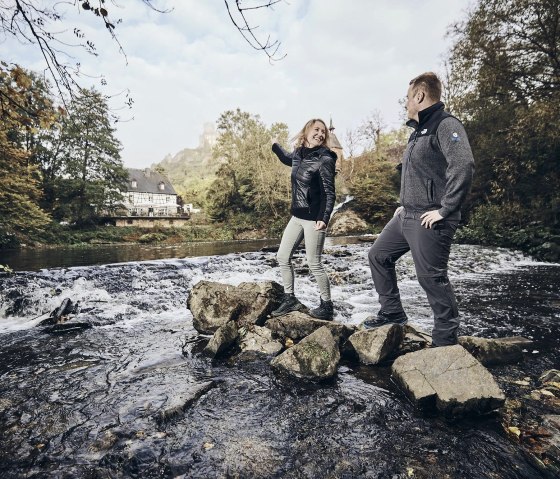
[131,179,137,188]
[158,182,165,191]
[127,219,133,225]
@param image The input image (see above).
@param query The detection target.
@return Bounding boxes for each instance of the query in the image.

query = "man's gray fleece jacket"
[400,101,475,220]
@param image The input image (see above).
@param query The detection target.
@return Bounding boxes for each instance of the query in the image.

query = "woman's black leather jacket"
[272,143,337,224]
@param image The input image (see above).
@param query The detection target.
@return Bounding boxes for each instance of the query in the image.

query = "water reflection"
[1,236,372,272]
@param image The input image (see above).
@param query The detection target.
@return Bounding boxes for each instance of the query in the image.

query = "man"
[365,72,475,347]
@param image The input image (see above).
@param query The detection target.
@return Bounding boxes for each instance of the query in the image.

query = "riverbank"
[2,217,559,264]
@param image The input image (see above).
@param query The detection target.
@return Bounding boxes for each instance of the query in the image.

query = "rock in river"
[270,326,340,380]
[265,311,356,344]
[391,344,505,418]
[203,321,239,358]
[343,324,404,365]
[238,325,283,358]
[458,335,533,366]
[187,280,283,334]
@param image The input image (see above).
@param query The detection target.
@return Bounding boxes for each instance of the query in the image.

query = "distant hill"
[152,123,220,208]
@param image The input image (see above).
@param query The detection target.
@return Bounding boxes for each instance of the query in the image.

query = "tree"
[0,0,286,101]
[206,109,290,231]
[50,88,128,224]
[446,0,560,225]
[346,127,406,227]
[0,63,54,246]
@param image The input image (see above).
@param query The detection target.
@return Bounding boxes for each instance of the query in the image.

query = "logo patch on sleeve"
[451,132,461,142]
[421,128,428,134]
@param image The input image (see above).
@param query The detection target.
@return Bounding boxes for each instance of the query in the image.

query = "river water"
[0,241,559,478]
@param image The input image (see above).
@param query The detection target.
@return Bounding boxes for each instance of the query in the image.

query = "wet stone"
[270,326,340,380]
[187,280,283,334]
[238,326,283,358]
[203,321,238,358]
[265,311,356,344]
[157,381,215,423]
[458,335,532,366]
[393,323,432,355]
[392,345,506,418]
[343,324,404,365]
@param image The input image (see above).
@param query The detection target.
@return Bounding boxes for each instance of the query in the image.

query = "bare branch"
[224,0,286,62]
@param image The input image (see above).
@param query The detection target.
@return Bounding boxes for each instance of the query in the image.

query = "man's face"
[405,84,419,120]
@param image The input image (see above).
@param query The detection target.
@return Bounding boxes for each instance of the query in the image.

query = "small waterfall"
[331,195,354,216]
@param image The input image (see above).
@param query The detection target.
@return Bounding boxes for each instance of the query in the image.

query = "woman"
[270,119,337,320]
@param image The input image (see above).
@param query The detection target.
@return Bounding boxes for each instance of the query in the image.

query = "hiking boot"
[309,299,334,321]
[270,293,306,317]
[363,310,408,329]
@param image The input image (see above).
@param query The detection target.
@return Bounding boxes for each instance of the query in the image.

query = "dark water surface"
[0,243,559,478]
[0,236,370,272]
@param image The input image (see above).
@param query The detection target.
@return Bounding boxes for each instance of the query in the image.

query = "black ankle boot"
[363,310,408,329]
[271,293,306,317]
[309,298,334,321]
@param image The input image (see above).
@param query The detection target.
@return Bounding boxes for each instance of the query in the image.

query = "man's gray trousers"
[368,209,459,346]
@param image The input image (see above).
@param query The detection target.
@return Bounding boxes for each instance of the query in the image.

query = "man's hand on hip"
[420,210,444,228]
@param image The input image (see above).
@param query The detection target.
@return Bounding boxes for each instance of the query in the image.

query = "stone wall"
[114,217,190,228]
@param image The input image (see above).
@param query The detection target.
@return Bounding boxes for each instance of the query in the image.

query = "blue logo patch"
[451,132,461,142]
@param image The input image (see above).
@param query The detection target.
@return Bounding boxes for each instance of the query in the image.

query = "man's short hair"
[409,72,442,102]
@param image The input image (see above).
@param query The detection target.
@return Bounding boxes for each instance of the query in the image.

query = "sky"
[1,0,473,168]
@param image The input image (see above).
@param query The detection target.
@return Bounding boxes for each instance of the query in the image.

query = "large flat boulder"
[343,324,404,365]
[270,326,340,380]
[265,311,356,344]
[392,345,505,417]
[187,281,283,334]
[458,336,532,366]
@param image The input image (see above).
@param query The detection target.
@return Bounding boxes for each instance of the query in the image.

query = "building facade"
[123,168,180,217]
[111,168,190,228]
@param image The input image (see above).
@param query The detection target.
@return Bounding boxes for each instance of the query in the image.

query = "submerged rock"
[270,326,340,380]
[458,335,532,366]
[203,321,239,358]
[43,322,92,335]
[157,381,215,422]
[187,280,283,334]
[391,345,505,417]
[343,324,404,365]
[265,312,355,344]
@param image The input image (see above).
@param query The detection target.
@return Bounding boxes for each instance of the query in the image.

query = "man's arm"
[436,117,475,218]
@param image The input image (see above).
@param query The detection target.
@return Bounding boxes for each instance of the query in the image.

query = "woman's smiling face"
[305,121,327,148]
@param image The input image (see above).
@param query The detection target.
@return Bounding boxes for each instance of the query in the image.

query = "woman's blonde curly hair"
[291,118,330,148]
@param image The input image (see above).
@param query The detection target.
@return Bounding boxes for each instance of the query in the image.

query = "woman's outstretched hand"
[315,221,327,231]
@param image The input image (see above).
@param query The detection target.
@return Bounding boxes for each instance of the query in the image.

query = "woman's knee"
[277,251,292,266]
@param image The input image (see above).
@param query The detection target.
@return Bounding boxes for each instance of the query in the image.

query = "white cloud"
[0,0,473,168]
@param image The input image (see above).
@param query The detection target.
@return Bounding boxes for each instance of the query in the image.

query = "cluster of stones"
[187,280,533,419]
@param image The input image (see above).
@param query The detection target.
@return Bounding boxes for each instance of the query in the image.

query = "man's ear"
[416,90,426,104]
